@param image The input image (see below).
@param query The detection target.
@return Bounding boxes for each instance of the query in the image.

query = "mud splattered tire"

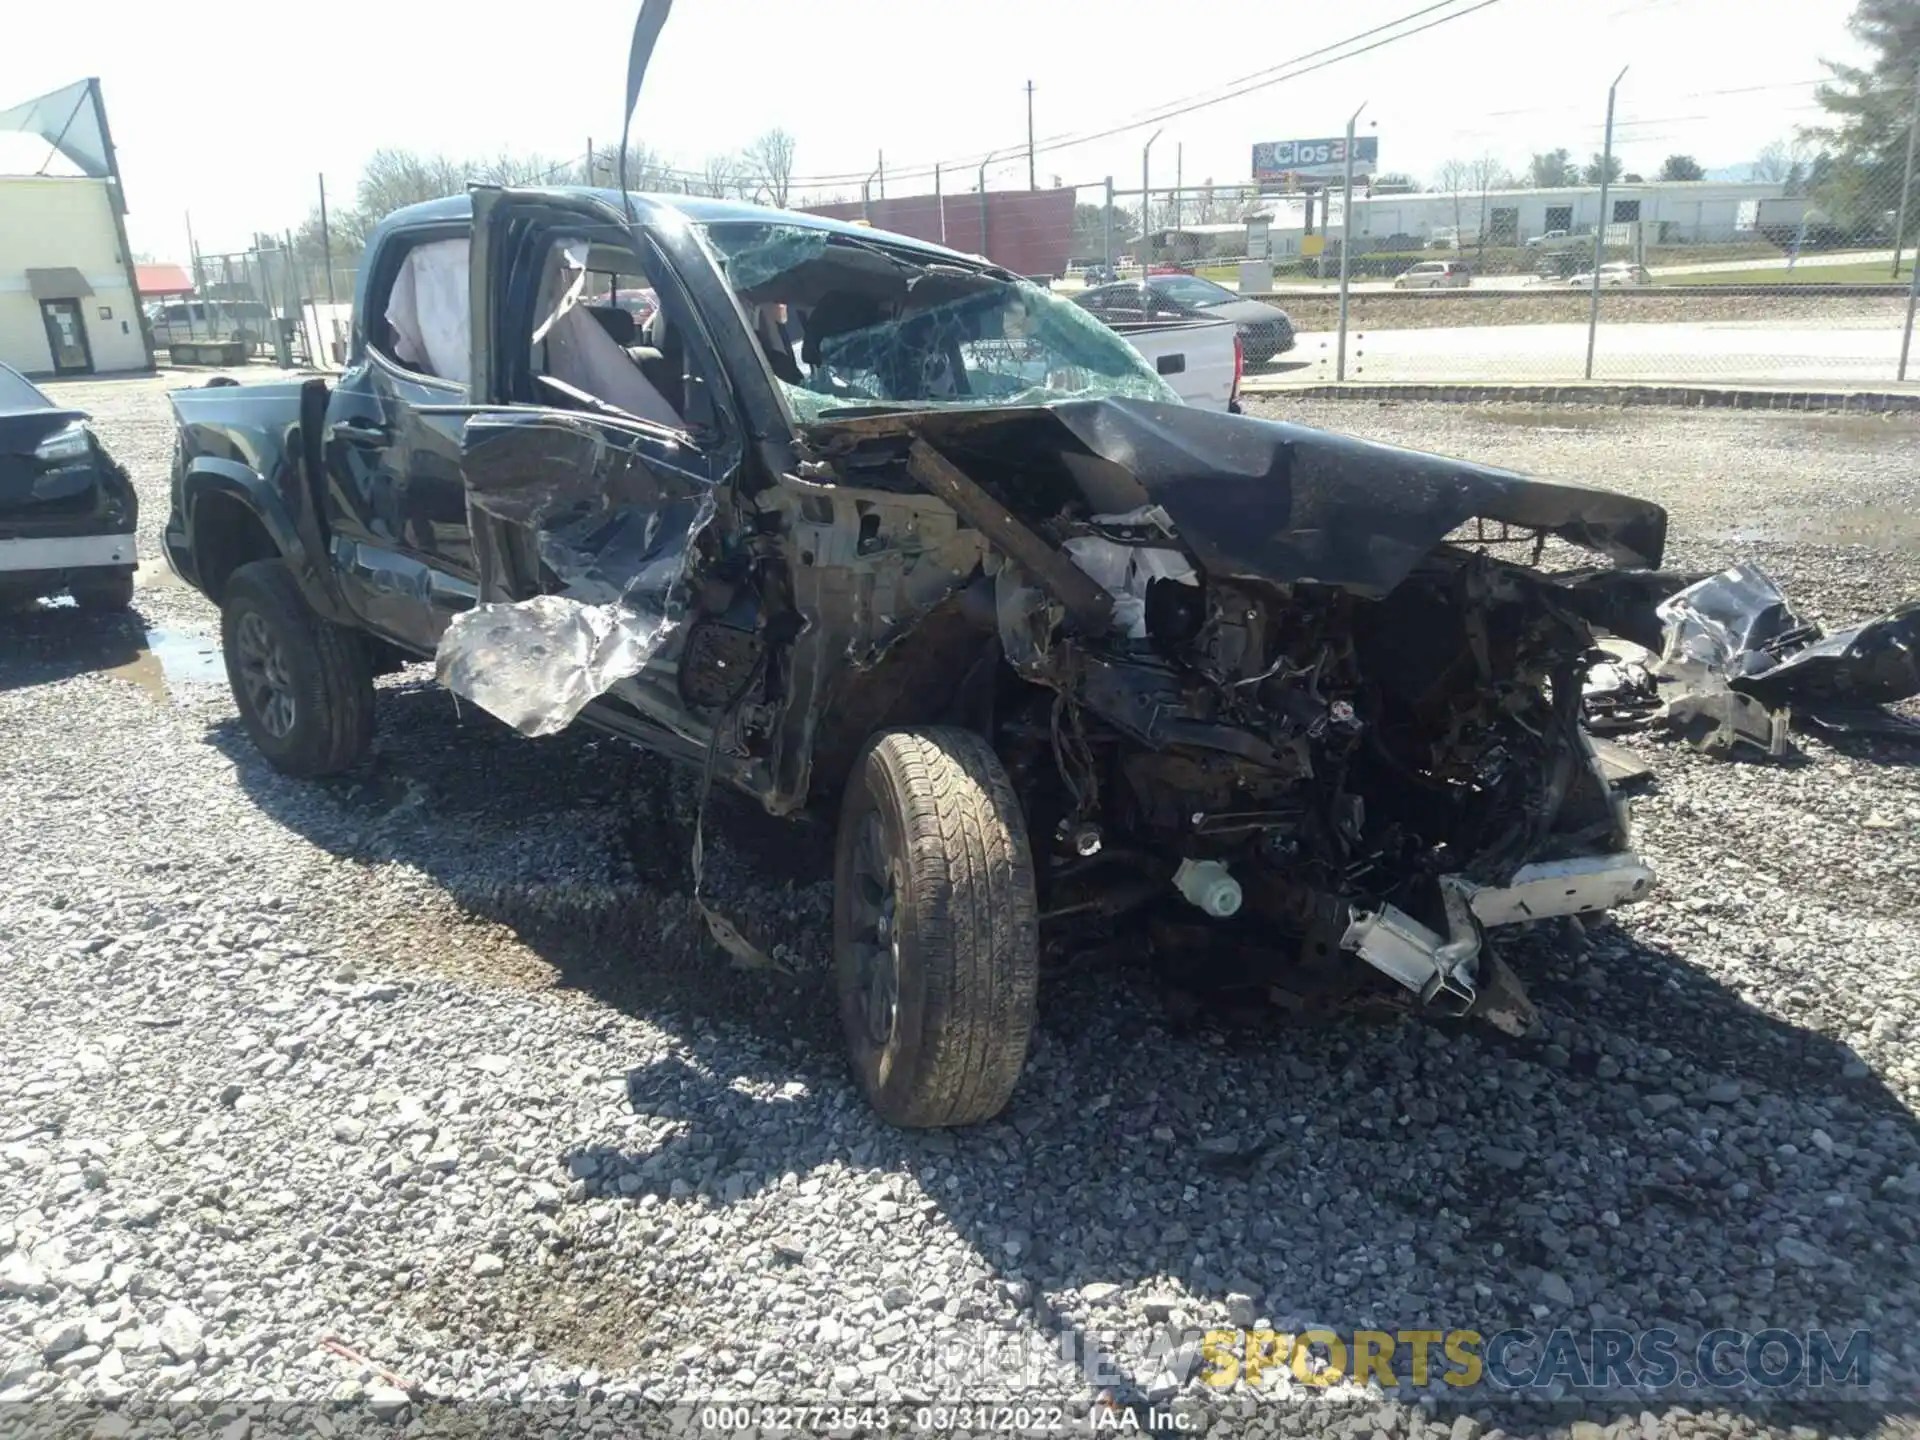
[834,727,1039,1128]
[70,569,135,612]
[220,559,373,777]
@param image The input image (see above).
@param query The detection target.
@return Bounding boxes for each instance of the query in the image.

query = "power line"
[780,0,1508,188]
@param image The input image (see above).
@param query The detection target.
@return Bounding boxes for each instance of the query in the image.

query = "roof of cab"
[369,186,977,265]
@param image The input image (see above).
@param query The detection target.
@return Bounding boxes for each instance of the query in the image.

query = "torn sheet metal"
[433,411,717,737]
[1733,602,1920,710]
[436,594,673,737]
[1622,565,1920,758]
[1062,531,1198,639]
[1656,564,1811,676]
[1655,689,1791,758]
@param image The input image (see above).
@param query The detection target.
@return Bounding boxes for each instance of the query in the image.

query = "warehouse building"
[1343,179,1791,248]
[0,79,150,376]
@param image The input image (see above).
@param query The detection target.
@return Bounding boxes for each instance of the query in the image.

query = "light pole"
[935,163,947,245]
[1103,176,1115,267]
[1585,64,1628,381]
[978,148,1002,262]
[1335,101,1366,382]
[1901,228,1920,381]
[1142,129,1164,280]
[1892,64,1920,280]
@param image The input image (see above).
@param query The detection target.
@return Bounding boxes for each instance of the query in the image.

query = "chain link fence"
[153,240,352,372]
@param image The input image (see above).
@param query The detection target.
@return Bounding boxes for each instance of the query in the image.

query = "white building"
[1256,180,1789,256]
[0,79,150,377]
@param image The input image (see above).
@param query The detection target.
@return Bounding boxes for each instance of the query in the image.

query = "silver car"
[1394,260,1472,289]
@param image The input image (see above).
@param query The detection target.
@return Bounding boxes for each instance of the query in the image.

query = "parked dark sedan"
[1076,275,1295,364]
[0,362,137,611]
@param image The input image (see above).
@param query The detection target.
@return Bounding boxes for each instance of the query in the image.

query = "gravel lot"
[3,377,1918,1437]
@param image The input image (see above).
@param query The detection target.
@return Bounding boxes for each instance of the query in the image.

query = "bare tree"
[1437,158,1472,244]
[1749,138,1809,184]
[698,152,744,199]
[473,150,572,187]
[745,128,798,207]
[1468,153,1513,253]
[354,148,469,233]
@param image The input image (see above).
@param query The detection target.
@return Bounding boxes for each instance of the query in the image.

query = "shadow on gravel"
[0,604,147,694]
[210,680,1918,1428]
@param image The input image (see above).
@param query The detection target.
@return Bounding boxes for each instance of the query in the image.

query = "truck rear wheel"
[833,727,1039,1128]
[220,559,373,777]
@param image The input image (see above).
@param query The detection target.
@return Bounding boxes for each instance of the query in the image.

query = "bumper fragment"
[0,532,136,574]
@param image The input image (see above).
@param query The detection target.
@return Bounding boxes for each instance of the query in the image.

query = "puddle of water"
[1790,504,1920,550]
[1707,504,1920,553]
[107,628,226,702]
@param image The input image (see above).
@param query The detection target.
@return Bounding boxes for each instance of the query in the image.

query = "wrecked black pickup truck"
[167,185,1666,1127]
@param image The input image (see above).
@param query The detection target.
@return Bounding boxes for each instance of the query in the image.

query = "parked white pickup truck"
[1100,317,1242,411]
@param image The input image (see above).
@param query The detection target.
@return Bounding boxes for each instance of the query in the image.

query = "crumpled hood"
[816,398,1668,596]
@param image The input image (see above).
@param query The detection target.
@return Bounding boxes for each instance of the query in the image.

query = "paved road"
[1650,248,1897,278]
[1247,315,1920,387]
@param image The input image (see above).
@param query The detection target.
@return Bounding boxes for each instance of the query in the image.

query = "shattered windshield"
[699,222,1178,421]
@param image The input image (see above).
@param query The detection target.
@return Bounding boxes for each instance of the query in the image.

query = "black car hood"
[1203,298,1290,325]
[813,398,1667,597]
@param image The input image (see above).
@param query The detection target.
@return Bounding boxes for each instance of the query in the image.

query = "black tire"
[220,559,373,777]
[833,727,1039,1128]
[70,569,135,612]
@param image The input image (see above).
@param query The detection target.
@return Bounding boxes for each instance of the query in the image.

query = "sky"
[0,0,1872,262]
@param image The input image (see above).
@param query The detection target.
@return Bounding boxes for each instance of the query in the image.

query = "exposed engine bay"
[756,400,1666,1030]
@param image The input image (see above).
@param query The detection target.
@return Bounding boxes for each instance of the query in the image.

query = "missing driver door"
[448,187,743,747]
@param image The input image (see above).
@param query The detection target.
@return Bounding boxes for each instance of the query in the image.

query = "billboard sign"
[1252,135,1378,182]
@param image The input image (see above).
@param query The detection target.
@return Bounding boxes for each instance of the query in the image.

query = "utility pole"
[935,163,947,245]
[877,150,885,200]
[1892,64,1920,280]
[317,174,336,308]
[585,136,595,187]
[978,149,1002,261]
[1336,102,1366,381]
[1103,176,1114,267]
[1175,143,1183,232]
[1142,129,1164,280]
[1585,65,1628,381]
[1026,80,1037,190]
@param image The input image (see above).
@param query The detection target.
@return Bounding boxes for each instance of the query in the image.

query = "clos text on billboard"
[1252,136,1380,181]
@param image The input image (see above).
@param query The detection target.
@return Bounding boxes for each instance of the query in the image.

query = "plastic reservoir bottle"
[1174,858,1243,918]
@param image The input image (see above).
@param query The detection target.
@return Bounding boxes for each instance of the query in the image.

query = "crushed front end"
[797,400,1666,1031]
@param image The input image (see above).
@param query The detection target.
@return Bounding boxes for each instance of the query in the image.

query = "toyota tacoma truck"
[167,184,1665,1127]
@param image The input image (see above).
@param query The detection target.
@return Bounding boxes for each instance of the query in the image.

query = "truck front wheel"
[833,727,1039,1128]
[220,559,373,777]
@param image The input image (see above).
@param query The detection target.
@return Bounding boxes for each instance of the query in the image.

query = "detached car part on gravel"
[166,185,1666,1127]
[0,361,137,612]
